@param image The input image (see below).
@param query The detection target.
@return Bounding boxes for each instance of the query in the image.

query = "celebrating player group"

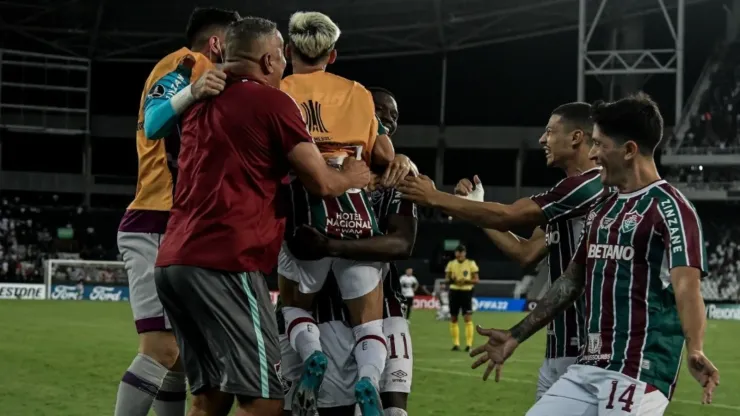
[113,4,720,416]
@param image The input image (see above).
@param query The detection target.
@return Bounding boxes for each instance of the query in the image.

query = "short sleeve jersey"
[571,180,707,399]
[445,259,479,291]
[155,78,313,273]
[119,48,213,234]
[530,167,606,358]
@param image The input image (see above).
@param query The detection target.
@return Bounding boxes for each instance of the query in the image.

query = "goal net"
[45,259,127,300]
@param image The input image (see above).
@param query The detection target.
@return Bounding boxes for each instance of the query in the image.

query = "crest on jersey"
[587,333,602,354]
[621,212,644,233]
[148,84,165,98]
[463,270,469,277]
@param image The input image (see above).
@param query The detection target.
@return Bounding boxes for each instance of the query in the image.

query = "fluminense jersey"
[119,48,212,234]
[281,71,386,240]
[572,180,707,399]
[531,167,606,359]
[399,274,418,298]
[276,187,417,334]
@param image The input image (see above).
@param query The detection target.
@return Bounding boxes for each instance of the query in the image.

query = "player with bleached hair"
[279,10,412,416]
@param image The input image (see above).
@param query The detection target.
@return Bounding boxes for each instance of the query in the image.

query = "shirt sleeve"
[530,172,603,221]
[387,189,417,218]
[143,59,197,139]
[445,262,452,273]
[656,191,708,274]
[469,260,480,273]
[267,90,314,155]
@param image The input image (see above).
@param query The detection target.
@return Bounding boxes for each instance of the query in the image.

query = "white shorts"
[536,356,578,401]
[117,232,170,334]
[280,321,357,409]
[280,316,414,410]
[278,242,384,299]
[527,365,669,416]
[380,316,413,394]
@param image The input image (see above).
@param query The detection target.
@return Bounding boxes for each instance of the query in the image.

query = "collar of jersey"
[617,179,666,199]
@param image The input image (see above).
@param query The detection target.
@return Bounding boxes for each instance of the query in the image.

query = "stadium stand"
[0,191,122,285]
[673,39,740,153]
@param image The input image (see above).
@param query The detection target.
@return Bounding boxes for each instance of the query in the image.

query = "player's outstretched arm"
[484,227,548,269]
[671,266,720,404]
[397,175,545,231]
[288,143,372,197]
[287,213,416,261]
[469,260,585,382]
[455,175,548,267]
[509,260,586,343]
[143,68,226,139]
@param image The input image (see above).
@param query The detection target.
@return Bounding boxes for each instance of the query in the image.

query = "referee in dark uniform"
[444,245,480,352]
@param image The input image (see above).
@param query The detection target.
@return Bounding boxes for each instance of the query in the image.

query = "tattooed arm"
[509,261,586,343]
[470,260,587,381]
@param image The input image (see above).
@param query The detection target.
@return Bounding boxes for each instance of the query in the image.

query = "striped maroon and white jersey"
[572,180,707,399]
[275,187,417,334]
[530,167,606,359]
[285,179,382,240]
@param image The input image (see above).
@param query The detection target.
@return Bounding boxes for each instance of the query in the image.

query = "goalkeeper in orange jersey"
[114,8,239,416]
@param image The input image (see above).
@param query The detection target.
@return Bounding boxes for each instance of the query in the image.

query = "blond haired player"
[278,11,401,416]
[114,8,239,416]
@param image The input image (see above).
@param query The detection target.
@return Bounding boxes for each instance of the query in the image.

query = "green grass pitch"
[0,300,737,415]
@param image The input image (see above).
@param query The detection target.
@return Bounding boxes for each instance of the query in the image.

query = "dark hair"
[551,102,592,139]
[186,7,241,49]
[224,17,278,60]
[591,92,664,155]
[455,245,467,253]
[368,87,395,99]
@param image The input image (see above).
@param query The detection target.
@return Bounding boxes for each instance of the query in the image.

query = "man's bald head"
[224,16,286,87]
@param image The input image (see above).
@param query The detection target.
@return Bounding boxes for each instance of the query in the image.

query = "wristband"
[171,84,195,115]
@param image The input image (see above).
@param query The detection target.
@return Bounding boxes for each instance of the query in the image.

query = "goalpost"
[45,259,127,299]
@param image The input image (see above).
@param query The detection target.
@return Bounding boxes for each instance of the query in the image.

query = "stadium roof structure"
[0,0,713,62]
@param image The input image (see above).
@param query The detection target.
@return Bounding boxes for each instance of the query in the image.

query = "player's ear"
[208,36,220,56]
[328,49,337,64]
[261,53,273,75]
[571,129,584,147]
[623,140,639,160]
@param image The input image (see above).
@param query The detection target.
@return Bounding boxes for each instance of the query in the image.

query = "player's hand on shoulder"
[686,350,719,404]
[380,154,419,189]
[470,326,519,382]
[342,156,372,189]
[192,68,227,100]
[286,225,330,260]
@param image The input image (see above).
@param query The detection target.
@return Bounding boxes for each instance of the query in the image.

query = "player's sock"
[384,407,408,416]
[465,321,474,347]
[449,322,460,347]
[152,370,186,416]
[353,319,388,388]
[114,353,168,416]
[283,306,323,362]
